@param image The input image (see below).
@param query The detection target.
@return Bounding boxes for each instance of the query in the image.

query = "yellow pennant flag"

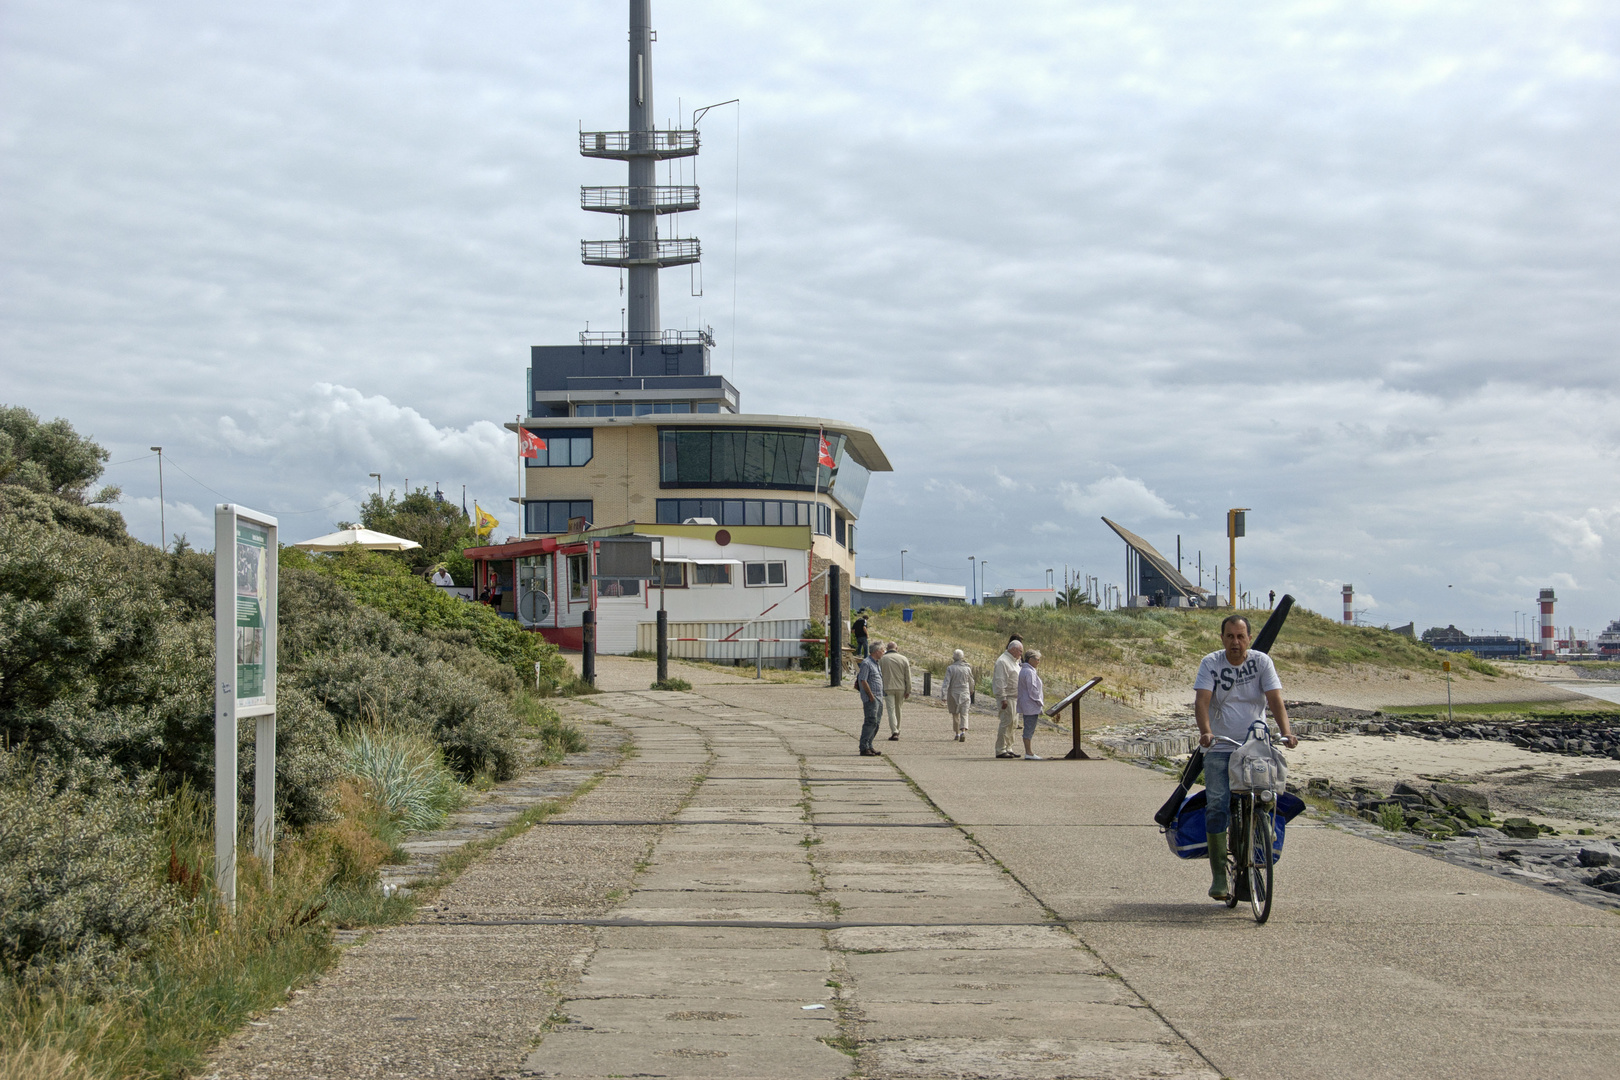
[473,502,499,539]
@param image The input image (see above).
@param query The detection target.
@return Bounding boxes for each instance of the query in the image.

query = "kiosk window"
[744,561,786,587]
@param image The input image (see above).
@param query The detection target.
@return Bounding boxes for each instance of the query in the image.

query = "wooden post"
[1067,697,1089,760]
[1049,677,1103,761]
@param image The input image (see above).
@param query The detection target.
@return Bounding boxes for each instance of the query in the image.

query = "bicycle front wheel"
[1224,799,1242,909]
[1248,802,1275,924]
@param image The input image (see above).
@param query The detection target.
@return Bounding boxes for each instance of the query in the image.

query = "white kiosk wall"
[214,504,278,906]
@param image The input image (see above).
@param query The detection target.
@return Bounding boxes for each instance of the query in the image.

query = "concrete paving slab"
[831,924,1075,952]
[854,999,1175,1041]
[594,925,826,950]
[843,947,1109,978]
[563,995,840,1036]
[575,966,833,1000]
[846,972,1133,1005]
[860,1036,1218,1080]
[523,1031,853,1079]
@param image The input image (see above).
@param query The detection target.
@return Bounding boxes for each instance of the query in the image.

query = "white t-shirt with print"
[1194,649,1282,745]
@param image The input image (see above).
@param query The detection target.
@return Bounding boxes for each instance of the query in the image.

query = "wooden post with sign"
[214,504,278,907]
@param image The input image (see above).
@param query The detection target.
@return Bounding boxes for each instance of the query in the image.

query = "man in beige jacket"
[878,642,912,740]
[992,637,1024,758]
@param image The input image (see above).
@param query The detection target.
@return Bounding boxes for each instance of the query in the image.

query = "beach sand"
[1284,733,1620,832]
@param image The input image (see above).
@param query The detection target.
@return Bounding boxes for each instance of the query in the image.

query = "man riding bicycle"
[1194,614,1298,901]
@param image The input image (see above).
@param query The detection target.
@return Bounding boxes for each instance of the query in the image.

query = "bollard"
[581,609,595,687]
[829,565,843,687]
[656,608,668,685]
[923,670,931,697]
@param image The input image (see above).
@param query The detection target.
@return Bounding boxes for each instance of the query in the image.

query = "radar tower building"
[511,0,892,629]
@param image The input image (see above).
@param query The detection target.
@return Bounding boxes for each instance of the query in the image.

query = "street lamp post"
[150,447,164,552]
[969,556,976,605]
[369,473,382,498]
[901,549,907,581]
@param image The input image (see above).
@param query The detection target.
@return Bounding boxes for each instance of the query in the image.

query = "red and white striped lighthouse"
[1342,584,1353,625]
[1539,587,1556,659]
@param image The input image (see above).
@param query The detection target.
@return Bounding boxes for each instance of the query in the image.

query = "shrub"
[338,728,464,835]
[287,548,569,690]
[651,677,692,692]
[0,755,173,993]
[801,620,827,671]
[512,693,588,762]
[292,648,520,780]
[1376,803,1407,833]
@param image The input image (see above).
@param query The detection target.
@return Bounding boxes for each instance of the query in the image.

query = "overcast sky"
[3,1,1617,637]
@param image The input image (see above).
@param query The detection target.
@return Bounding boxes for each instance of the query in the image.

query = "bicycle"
[1212,735,1278,925]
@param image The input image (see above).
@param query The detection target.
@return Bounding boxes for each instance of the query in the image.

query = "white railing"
[637,618,814,661]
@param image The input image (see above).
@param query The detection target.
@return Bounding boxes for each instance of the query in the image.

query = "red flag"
[519,429,546,459]
[818,431,836,470]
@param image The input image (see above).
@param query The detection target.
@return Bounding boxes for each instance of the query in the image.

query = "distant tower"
[1342,584,1353,625]
[1539,588,1556,659]
[578,0,705,346]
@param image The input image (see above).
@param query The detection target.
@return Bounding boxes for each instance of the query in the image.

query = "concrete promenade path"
[211,666,1620,1079]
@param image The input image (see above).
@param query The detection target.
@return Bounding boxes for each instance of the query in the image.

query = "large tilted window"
[655,498,813,528]
[659,428,845,491]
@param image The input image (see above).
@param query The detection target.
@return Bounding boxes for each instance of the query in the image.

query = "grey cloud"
[4,0,1619,633]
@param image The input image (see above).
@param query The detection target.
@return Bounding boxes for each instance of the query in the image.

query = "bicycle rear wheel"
[1248,801,1275,924]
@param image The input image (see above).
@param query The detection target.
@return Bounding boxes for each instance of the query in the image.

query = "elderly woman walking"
[1017,649,1046,760]
[942,649,974,741]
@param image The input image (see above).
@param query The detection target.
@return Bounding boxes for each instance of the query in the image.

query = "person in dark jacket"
[855,642,885,756]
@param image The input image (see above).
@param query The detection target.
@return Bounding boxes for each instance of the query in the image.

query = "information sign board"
[214,504,278,906]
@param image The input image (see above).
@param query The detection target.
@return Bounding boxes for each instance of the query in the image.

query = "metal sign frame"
[214,503,279,907]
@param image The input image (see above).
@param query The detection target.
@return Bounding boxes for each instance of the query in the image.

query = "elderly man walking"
[942,649,974,741]
[855,642,886,756]
[878,642,912,741]
[992,637,1024,759]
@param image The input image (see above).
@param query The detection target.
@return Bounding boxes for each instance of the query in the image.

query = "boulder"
[1501,824,1541,840]
[1431,783,1490,813]
[1392,781,1426,798]
[1589,867,1620,886]
[1578,849,1613,868]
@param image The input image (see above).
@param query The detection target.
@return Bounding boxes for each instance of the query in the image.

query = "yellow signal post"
[1226,507,1250,609]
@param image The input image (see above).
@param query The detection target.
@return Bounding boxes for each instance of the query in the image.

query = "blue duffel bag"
[1165,789,1306,862]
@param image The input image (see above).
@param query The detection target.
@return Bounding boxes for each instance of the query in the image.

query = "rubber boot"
[1207,832,1230,900]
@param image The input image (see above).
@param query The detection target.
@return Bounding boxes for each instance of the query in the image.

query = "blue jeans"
[1203,750,1233,835]
[860,697,882,752]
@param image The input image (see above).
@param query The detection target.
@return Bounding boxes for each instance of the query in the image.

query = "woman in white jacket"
[1016,650,1045,760]
[942,649,974,741]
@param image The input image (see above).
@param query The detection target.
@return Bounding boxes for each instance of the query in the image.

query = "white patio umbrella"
[292,527,421,552]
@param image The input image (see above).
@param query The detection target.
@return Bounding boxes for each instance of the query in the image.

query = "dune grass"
[864,601,1471,710]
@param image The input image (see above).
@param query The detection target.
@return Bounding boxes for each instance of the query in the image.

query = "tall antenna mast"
[579,0,707,347]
